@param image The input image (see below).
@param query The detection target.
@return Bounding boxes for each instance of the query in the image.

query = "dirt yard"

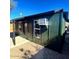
[10,36,44,59]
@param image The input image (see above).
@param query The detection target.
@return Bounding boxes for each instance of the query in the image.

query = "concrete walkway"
[10,36,30,48]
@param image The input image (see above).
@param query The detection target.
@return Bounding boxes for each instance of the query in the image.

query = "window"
[38,18,48,26]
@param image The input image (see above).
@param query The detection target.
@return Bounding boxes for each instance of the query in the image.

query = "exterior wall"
[40,11,65,45]
[10,10,66,46]
[10,23,13,32]
[10,20,33,38]
[60,16,65,35]
[27,23,32,34]
[10,23,15,32]
[48,12,60,41]
[24,21,33,39]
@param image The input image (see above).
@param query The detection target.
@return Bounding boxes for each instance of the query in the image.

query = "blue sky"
[10,0,69,20]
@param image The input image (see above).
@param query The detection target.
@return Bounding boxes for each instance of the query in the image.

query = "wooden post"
[12,20,16,45]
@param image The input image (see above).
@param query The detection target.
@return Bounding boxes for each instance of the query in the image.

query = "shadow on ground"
[31,37,69,59]
[45,36,64,53]
[31,48,68,59]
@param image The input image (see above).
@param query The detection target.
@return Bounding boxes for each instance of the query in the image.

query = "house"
[10,9,68,46]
